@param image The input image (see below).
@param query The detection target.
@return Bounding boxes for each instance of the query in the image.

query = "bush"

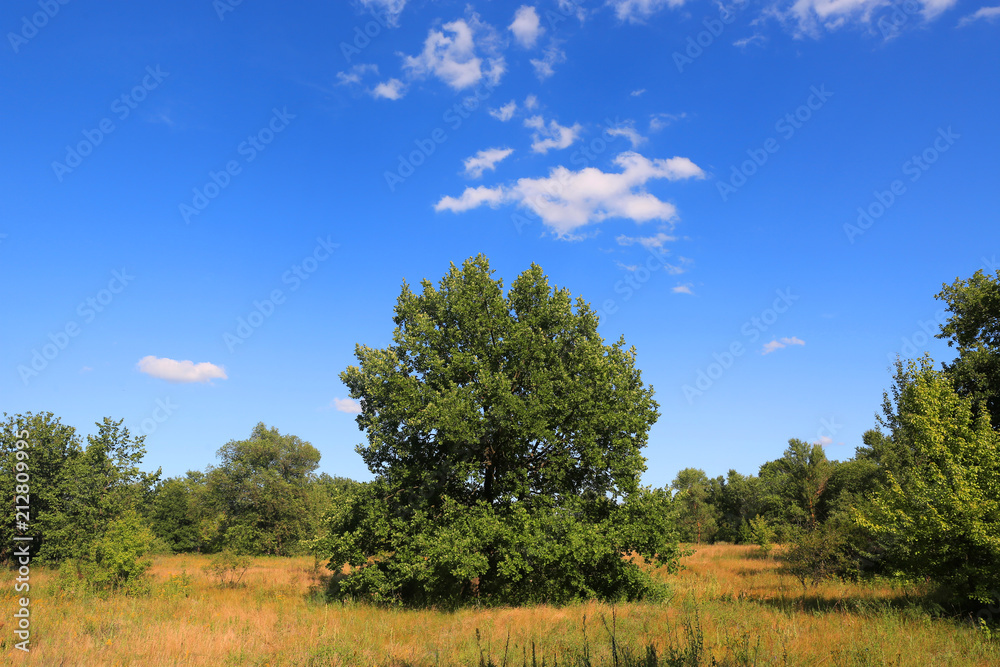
[205,550,253,588]
[783,522,857,590]
[57,510,153,595]
[748,515,775,557]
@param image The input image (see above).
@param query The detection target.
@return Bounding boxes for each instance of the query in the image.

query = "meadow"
[2,544,998,666]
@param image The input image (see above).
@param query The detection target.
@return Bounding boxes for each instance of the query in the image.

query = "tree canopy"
[320,255,676,605]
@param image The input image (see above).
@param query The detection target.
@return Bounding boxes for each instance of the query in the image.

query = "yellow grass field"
[2,544,998,666]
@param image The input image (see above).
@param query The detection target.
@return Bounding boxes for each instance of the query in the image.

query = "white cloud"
[630,88,647,97]
[649,112,686,132]
[524,115,582,153]
[137,355,227,383]
[733,34,767,48]
[402,17,505,90]
[336,63,379,86]
[761,336,806,355]
[489,99,518,121]
[435,151,705,237]
[606,122,647,148]
[672,284,694,294]
[530,44,567,80]
[510,6,545,48]
[559,0,589,21]
[463,147,515,178]
[786,0,958,36]
[617,261,640,271]
[372,78,406,100]
[814,435,834,446]
[435,185,506,213]
[524,94,539,110]
[80,366,93,373]
[359,0,407,27]
[328,397,362,414]
[616,230,676,248]
[608,0,685,23]
[958,4,1000,25]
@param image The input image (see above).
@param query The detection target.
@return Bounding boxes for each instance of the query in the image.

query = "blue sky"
[1,0,998,487]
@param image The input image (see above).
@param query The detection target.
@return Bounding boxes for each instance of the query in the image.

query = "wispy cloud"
[489,99,517,121]
[402,16,505,90]
[606,121,647,148]
[530,43,566,80]
[958,4,1000,25]
[463,147,514,178]
[137,356,227,383]
[672,284,694,294]
[761,336,805,355]
[326,397,362,414]
[616,230,676,248]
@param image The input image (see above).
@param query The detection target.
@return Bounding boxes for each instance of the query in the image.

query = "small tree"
[748,515,775,557]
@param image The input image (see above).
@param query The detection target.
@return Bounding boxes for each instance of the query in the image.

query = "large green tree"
[321,255,675,605]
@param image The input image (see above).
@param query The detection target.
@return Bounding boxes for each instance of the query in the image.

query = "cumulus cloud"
[510,6,544,47]
[958,4,1000,25]
[359,0,407,25]
[524,115,582,153]
[489,99,518,121]
[435,151,705,237]
[608,0,685,23]
[761,336,806,355]
[402,17,505,90]
[328,397,362,414]
[530,43,567,79]
[524,94,539,110]
[372,78,406,100]
[137,356,227,383]
[463,147,515,178]
[336,63,379,86]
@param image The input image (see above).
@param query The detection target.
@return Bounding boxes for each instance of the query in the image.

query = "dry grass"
[1,544,997,665]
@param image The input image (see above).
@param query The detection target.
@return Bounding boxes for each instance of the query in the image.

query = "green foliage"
[936,267,1000,429]
[783,520,857,589]
[205,423,322,555]
[58,509,154,595]
[323,256,673,606]
[0,411,83,562]
[748,515,774,557]
[670,468,718,544]
[148,477,200,553]
[758,439,833,532]
[710,470,763,544]
[855,356,1000,606]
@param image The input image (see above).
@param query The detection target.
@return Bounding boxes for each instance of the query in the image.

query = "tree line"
[2,256,998,610]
